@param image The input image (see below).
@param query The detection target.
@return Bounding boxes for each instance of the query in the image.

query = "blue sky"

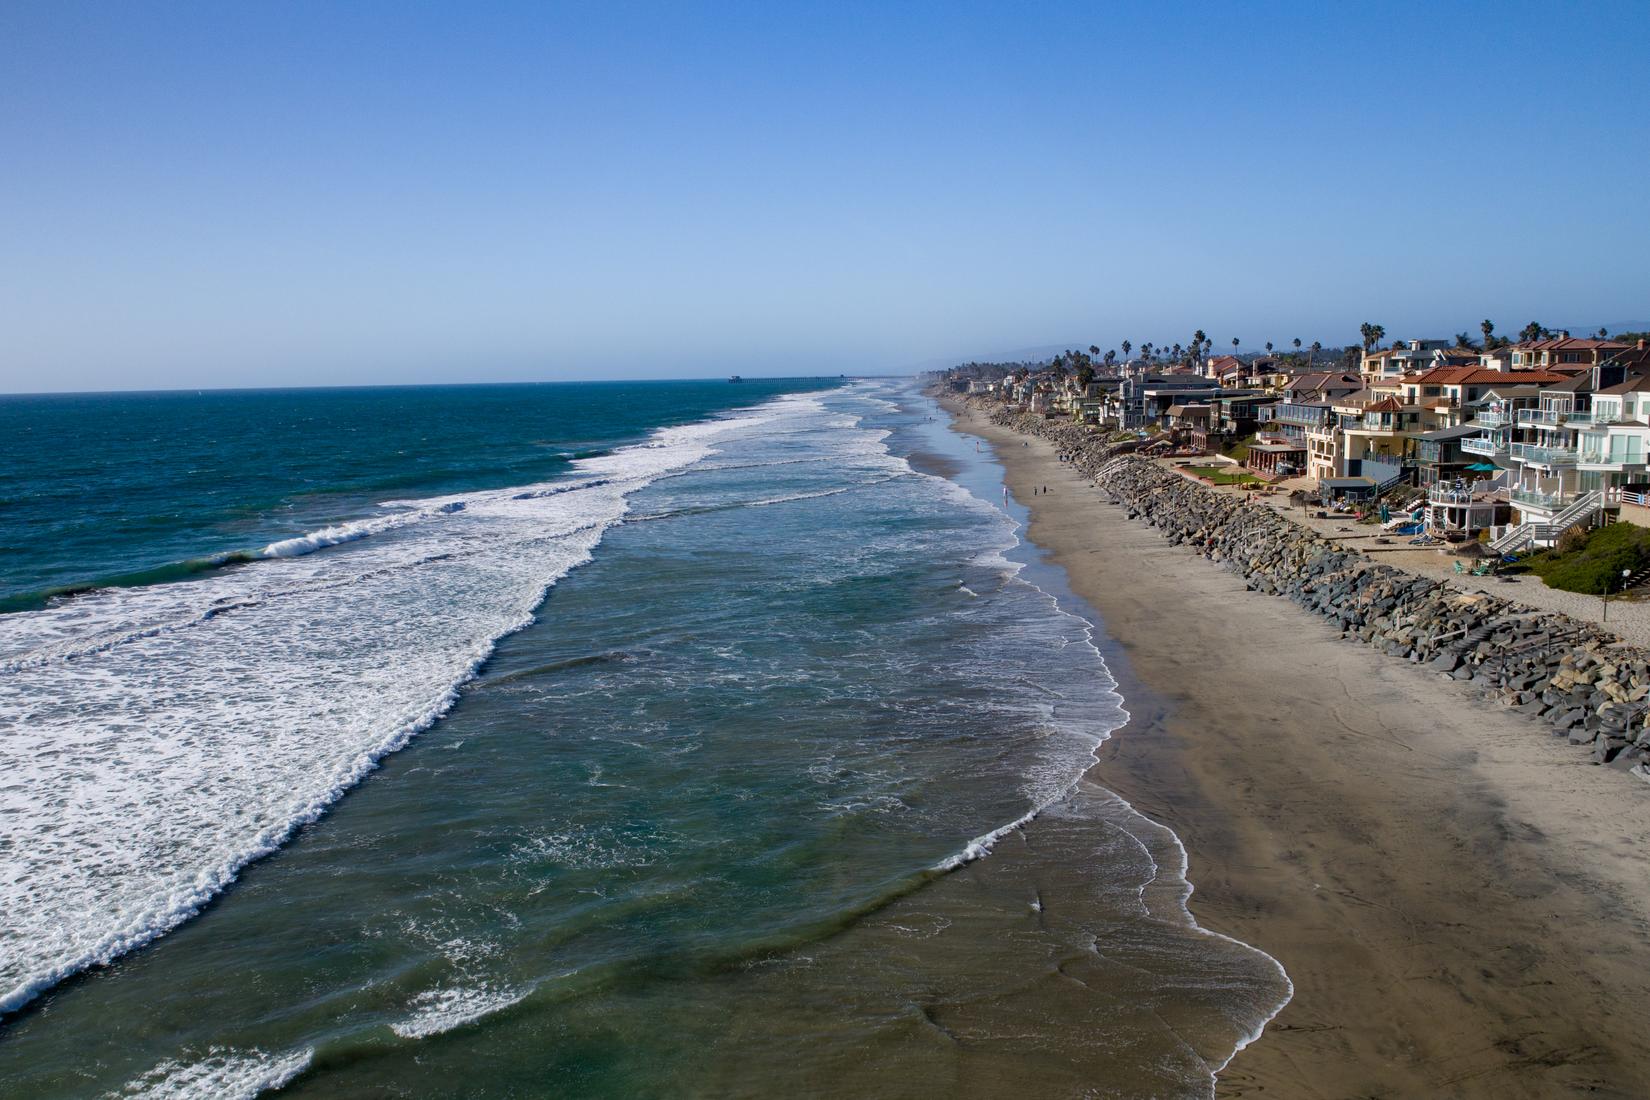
[2,1,1646,392]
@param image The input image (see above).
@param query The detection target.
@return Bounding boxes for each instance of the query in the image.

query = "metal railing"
[1578,448,1646,467]
[1509,442,1577,465]
[1510,487,1565,509]
[1517,408,1593,427]
[1461,436,1507,456]
[1470,409,1515,427]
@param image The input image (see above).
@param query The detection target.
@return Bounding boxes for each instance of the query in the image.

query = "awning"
[1467,463,1498,471]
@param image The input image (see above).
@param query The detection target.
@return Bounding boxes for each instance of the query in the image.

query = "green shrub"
[1555,525,1588,555]
[1527,522,1650,594]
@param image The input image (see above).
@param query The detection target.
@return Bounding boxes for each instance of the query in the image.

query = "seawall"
[968,398,1650,782]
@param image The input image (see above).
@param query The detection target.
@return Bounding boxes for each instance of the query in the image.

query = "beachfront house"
[1358,339,1452,382]
[1486,359,1638,549]
[1509,336,1634,370]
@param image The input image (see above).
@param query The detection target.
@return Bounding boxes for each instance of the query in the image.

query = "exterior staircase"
[1489,490,1604,554]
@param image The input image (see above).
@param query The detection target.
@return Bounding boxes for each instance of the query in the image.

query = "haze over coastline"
[2,2,1647,393]
[5,2,1650,1097]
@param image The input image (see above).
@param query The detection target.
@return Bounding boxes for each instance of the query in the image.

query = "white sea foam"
[390,984,530,1039]
[114,1046,313,1099]
[909,380,1294,1084]
[0,393,818,1017]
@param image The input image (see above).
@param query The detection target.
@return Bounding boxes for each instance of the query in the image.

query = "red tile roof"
[1512,337,1632,352]
[1409,366,1570,386]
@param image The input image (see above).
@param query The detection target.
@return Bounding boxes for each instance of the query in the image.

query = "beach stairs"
[1619,565,1650,599]
[1465,621,1593,686]
[1489,491,1605,555]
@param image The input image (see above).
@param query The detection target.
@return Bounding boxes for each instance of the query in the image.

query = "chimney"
[1639,338,1647,351]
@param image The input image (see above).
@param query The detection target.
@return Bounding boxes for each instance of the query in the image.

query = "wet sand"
[945,398,1650,1098]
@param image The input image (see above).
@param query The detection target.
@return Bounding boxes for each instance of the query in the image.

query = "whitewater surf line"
[0,394,816,1019]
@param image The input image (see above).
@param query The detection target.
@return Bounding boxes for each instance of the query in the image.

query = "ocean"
[0,377,1287,1097]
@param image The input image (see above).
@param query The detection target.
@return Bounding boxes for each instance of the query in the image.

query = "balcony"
[1578,448,1646,469]
[1509,442,1576,466]
[1517,408,1594,428]
[1461,435,1507,457]
[1471,409,1515,428]
[1352,417,1405,434]
[1275,407,1328,428]
[1429,486,1486,506]
[1511,487,1566,510]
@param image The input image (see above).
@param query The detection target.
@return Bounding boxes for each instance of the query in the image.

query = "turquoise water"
[0,378,1286,1097]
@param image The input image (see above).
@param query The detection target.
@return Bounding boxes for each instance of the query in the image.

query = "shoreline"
[940,395,1650,1097]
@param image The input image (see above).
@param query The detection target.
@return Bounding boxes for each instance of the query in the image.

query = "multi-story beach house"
[1482,357,1643,550]
[1509,336,1633,370]
[1358,339,1454,382]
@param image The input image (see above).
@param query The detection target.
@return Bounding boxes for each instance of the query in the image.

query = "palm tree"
[1122,340,1132,361]
[1481,319,1495,350]
[1359,322,1373,351]
[1231,336,1240,352]
[1369,324,1386,349]
[1104,349,1116,367]
[1293,337,1302,356]
[1454,332,1474,349]
[1265,341,1274,355]
[1089,344,1100,360]
[1310,340,1322,365]
[1519,321,1545,344]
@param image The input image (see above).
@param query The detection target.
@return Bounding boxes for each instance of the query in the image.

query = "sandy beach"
[944,397,1650,1098]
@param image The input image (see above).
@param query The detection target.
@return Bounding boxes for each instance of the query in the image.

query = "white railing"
[1471,409,1515,428]
[1517,408,1593,427]
[1578,449,1646,467]
[1429,477,1503,506]
[1461,436,1507,456]
[1510,487,1564,509]
[1509,442,1577,465]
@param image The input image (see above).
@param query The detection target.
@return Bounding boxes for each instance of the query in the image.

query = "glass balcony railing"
[1470,409,1515,427]
[1578,449,1646,467]
[1517,408,1593,427]
[1509,442,1577,465]
[1460,436,1507,456]
[1511,487,1565,509]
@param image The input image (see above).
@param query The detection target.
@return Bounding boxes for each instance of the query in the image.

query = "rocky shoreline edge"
[961,395,1650,784]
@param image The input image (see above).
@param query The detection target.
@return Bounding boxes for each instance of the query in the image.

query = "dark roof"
[1540,374,1596,394]
[1321,477,1376,489]
[1419,424,1487,441]
[1596,372,1650,395]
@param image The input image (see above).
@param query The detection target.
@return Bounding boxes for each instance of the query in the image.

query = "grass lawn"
[1186,465,1262,486]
